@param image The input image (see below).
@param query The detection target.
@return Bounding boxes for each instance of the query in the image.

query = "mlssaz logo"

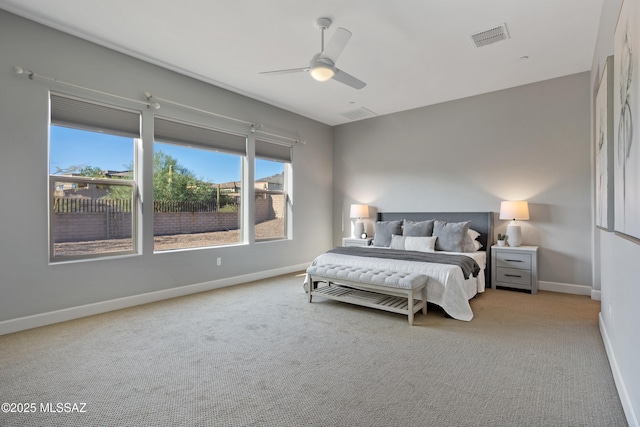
[40,402,87,413]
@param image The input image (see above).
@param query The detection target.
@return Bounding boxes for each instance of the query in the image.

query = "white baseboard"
[538,280,592,296]
[0,263,310,336]
[591,289,602,301]
[600,313,640,427]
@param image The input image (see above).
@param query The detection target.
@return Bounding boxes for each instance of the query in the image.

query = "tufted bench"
[306,264,428,325]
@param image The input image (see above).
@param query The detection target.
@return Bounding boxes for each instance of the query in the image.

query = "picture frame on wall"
[595,55,614,231]
[613,0,640,242]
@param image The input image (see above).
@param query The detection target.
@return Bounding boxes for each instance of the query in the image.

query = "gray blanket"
[327,246,480,280]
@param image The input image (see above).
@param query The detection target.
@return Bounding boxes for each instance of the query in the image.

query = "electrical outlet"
[217,257,222,266]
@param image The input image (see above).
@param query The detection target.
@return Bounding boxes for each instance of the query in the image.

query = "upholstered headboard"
[377,212,494,283]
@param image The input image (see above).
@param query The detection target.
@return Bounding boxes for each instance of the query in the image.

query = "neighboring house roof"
[104,170,133,178]
[216,172,284,191]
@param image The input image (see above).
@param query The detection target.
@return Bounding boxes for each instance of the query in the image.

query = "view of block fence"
[53,194,284,243]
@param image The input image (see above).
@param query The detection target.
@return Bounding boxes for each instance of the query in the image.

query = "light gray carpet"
[0,273,627,427]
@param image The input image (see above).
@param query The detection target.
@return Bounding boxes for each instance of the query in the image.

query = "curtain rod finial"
[13,66,33,79]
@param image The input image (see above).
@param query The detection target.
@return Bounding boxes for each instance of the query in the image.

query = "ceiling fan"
[259,17,366,90]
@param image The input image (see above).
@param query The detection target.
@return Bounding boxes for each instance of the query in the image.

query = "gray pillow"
[433,220,471,252]
[372,220,402,247]
[403,219,435,236]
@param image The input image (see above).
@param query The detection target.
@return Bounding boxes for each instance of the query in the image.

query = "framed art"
[595,55,614,231]
[613,0,640,242]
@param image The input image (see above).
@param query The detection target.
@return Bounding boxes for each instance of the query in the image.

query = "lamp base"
[506,223,522,247]
[354,220,365,238]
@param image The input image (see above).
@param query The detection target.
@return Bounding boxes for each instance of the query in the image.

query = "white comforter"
[306,250,486,321]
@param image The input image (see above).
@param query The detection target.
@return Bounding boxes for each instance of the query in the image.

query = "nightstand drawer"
[496,267,531,287]
[496,252,531,270]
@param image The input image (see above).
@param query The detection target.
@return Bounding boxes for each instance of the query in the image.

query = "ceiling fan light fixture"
[310,65,335,82]
[260,17,365,89]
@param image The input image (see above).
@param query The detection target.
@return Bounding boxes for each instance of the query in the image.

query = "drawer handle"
[505,259,523,262]
[505,274,522,278]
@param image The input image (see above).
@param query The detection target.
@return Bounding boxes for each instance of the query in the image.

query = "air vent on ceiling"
[340,107,377,120]
[469,23,510,47]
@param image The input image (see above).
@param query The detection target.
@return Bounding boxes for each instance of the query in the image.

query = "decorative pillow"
[390,235,437,252]
[405,236,437,252]
[402,219,435,237]
[433,220,471,252]
[390,234,406,250]
[463,228,482,252]
[468,229,481,241]
[372,220,402,247]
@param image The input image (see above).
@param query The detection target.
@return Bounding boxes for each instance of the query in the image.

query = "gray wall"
[592,0,640,424]
[333,73,592,288]
[0,11,333,324]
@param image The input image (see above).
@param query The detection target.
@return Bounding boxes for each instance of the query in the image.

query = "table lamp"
[350,204,369,238]
[499,201,529,247]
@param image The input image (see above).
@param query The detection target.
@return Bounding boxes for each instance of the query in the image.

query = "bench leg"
[408,291,414,326]
[422,286,427,315]
[308,275,313,303]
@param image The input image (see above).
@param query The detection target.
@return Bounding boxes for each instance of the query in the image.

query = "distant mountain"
[256,172,283,184]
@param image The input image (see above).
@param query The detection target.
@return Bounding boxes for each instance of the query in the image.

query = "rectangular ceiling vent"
[469,23,510,47]
[340,107,377,120]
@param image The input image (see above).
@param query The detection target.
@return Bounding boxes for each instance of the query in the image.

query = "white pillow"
[390,235,437,252]
[405,236,437,252]
[464,229,483,252]
[390,234,406,250]
[468,229,481,240]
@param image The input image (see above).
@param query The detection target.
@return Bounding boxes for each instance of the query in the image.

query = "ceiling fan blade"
[332,68,366,90]
[321,27,352,63]
[259,67,308,75]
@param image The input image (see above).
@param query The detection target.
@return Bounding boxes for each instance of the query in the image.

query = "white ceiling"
[1,0,604,126]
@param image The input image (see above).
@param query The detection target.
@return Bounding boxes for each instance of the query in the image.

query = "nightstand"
[491,245,539,294]
[342,237,373,247]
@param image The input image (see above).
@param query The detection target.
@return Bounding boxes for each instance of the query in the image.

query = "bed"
[306,212,493,321]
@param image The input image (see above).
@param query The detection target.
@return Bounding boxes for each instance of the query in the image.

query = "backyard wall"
[53,194,284,242]
[153,212,239,236]
[53,212,133,242]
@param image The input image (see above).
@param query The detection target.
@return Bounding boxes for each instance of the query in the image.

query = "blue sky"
[49,126,282,183]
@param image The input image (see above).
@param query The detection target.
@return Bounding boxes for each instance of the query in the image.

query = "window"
[153,117,246,251]
[49,94,140,261]
[255,139,291,241]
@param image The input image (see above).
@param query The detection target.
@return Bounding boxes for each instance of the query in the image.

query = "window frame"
[254,139,292,242]
[152,116,247,252]
[48,93,141,263]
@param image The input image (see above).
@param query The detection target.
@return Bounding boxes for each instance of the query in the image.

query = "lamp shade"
[350,204,369,219]
[499,201,530,220]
